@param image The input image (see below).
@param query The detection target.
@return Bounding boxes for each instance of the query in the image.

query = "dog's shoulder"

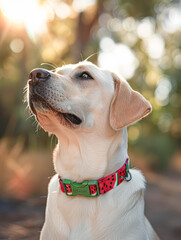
[48,174,59,193]
[46,174,60,205]
[129,168,146,191]
[118,168,146,202]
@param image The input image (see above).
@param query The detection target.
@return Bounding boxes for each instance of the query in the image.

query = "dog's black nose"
[29,68,50,83]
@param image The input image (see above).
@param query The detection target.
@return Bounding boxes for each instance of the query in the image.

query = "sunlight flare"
[0,0,51,40]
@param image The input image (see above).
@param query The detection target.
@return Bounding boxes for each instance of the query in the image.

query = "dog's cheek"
[85,114,94,128]
[36,112,57,133]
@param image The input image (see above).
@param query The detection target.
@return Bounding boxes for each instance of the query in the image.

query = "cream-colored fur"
[27,61,159,240]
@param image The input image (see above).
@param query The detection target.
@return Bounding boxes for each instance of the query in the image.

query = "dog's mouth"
[63,113,82,125]
[29,93,82,126]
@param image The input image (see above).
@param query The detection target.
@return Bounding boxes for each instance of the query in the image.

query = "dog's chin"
[28,94,82,127]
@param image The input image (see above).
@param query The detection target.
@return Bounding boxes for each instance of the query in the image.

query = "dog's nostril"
[29,68,50,83]
[36,72,43,79]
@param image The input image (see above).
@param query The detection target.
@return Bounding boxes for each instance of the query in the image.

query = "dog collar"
[59,158,131,197]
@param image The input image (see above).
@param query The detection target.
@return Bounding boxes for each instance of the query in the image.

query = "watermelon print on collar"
[59,158,131,197]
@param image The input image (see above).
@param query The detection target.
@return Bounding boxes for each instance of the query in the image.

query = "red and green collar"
[59,158,132,197]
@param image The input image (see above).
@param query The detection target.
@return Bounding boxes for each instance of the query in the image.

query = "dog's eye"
[79,72,93,80]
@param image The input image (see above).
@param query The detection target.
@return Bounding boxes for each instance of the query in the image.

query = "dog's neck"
[53,127,128,182]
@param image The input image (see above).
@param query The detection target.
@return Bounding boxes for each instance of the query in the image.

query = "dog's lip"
[63,113,82,125]
[29,91,82,125]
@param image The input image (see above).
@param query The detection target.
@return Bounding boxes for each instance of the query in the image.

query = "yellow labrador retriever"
[27,61,159,240]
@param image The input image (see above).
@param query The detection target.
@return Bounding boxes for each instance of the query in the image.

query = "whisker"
[41,62,58,69]
[59,60,66,67]
[26,114,34,121]
[35,123,41,133]
[23,88,28,95]
[80,53,84,61]
[32,120,38,126]
[84,52,100,62]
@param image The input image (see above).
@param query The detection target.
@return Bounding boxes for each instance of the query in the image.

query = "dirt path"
[0,198,45,240]
[0,172,181,240]
[145,171,181,240]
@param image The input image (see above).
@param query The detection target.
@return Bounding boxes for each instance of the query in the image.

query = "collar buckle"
[62,179,100,197]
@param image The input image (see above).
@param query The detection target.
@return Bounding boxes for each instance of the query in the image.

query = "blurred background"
[0,0,181,239]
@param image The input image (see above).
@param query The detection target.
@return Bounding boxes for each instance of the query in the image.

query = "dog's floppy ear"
[110,73,152,131]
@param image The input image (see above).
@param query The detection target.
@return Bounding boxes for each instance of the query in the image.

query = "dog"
[27,61,159,240]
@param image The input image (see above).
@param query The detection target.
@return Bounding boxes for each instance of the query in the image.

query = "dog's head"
[27,61,151,135]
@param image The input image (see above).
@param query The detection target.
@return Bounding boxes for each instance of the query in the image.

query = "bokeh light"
[143,34,165,59]
[72,0,96,12]
[10,38,24,53]
[160,5,181,34]
[155,78,172,106]
[128,126,140,142]
[53,1,71,19]
[98,37,139,79]
[137,17,155,39]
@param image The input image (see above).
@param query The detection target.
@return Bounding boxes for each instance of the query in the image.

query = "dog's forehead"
[56,61,114,86]
[56,61,98,74]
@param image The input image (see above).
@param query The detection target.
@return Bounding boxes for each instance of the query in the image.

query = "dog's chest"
[57,196,119,239]
[55,190,136,239]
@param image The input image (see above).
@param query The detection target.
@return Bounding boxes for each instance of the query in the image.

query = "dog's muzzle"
[28,69,82,126]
